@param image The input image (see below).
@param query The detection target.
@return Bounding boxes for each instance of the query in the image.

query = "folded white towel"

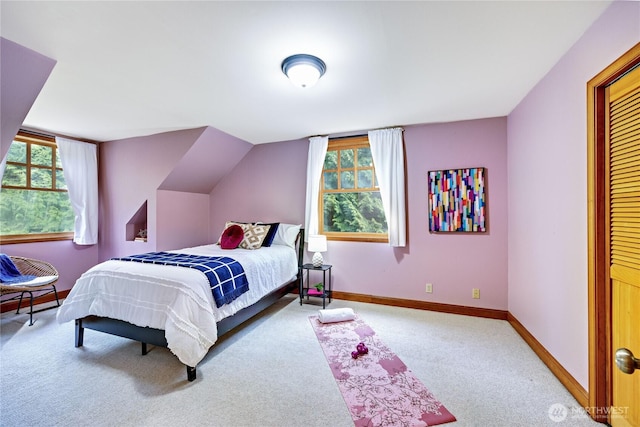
[318,307,356,324]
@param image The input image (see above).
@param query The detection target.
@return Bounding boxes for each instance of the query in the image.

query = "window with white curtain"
[305,127,406,246]
[0,131,75,243]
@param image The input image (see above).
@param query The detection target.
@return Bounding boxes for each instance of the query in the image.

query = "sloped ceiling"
[1,1,612,144]
[158,126,252,194]
[0,37,56,157]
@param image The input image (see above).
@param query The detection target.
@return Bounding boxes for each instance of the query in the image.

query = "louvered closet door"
[608,64,640,427]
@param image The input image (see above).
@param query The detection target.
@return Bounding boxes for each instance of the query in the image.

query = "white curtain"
[304,136,328,242]
[368,127,406,247]
[56,137,98,245]
[0,152,7,182]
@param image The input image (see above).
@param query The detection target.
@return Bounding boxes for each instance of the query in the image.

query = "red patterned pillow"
[220,224,244,249]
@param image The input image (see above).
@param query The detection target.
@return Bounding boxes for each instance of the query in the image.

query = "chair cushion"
[3,275,58,287]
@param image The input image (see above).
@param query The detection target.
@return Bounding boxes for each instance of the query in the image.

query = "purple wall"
[402,119,508,308]
[157,190,210,251]
[209,138,309,236]
[507,1,639,389]
[210,118,509,309]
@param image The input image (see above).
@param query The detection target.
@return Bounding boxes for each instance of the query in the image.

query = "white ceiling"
[1,1,611,145]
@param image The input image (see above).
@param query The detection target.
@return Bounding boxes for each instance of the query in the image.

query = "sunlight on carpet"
[310,314,456,427]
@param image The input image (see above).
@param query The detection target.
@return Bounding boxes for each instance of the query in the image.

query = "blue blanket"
[0,254,36,284]
[113,252,249,308]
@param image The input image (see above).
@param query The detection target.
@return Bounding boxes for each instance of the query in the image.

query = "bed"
[57,224,304,381]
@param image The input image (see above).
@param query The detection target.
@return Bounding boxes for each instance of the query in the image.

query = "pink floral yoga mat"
[310,315,456,427]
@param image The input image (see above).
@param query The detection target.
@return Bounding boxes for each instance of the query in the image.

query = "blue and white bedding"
[112,252,249,308]
[57,244,298,367]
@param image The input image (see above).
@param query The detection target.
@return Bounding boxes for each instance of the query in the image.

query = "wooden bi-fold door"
[607,63,640,427]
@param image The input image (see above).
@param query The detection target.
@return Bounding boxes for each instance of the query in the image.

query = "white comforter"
[57,244,298,367]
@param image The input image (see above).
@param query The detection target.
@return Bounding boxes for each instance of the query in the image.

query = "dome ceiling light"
[281,54,326,88]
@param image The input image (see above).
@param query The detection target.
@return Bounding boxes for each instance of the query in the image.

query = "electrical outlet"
[425,283,433,293]
[472,288,480,299]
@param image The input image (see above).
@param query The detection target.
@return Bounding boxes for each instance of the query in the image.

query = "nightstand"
[299,263,332,309]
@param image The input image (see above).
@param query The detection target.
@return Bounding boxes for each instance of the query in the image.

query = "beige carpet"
[1,296,600,426]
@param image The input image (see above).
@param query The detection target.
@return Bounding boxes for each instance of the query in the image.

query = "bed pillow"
[217,221,248,245]
[272,223,301,249]
[256,222,279,247]
[220,224,245,249]
[239,223,271,250]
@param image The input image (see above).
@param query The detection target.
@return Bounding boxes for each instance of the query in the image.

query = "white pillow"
[272,223,301,248]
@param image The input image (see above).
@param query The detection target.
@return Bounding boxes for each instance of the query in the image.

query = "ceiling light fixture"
[281,54,326,88]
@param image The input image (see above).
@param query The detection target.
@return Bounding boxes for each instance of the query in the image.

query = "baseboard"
[332,291,508,320]
[507,313,589,409]
[0,289,70,313]
[332,290,589,409]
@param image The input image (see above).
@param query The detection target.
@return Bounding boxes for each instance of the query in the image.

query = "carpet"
[309,314,456,427]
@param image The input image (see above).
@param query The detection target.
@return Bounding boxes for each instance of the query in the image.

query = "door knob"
[615,348,640,374]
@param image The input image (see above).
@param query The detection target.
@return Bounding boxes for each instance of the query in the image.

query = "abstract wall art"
[428,167,486,232]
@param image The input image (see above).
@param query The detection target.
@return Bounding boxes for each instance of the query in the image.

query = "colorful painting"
[428,167,486,232]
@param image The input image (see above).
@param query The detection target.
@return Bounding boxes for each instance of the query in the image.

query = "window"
[0,131,74,243]
[320,136,388,242]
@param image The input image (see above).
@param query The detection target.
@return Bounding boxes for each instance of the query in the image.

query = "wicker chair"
[0,256,60,325]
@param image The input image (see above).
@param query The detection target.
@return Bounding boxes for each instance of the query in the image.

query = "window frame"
[0,131,74,244]
[319,136,389,243]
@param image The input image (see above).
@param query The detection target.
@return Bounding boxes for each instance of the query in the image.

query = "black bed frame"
[74,228,304,382]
